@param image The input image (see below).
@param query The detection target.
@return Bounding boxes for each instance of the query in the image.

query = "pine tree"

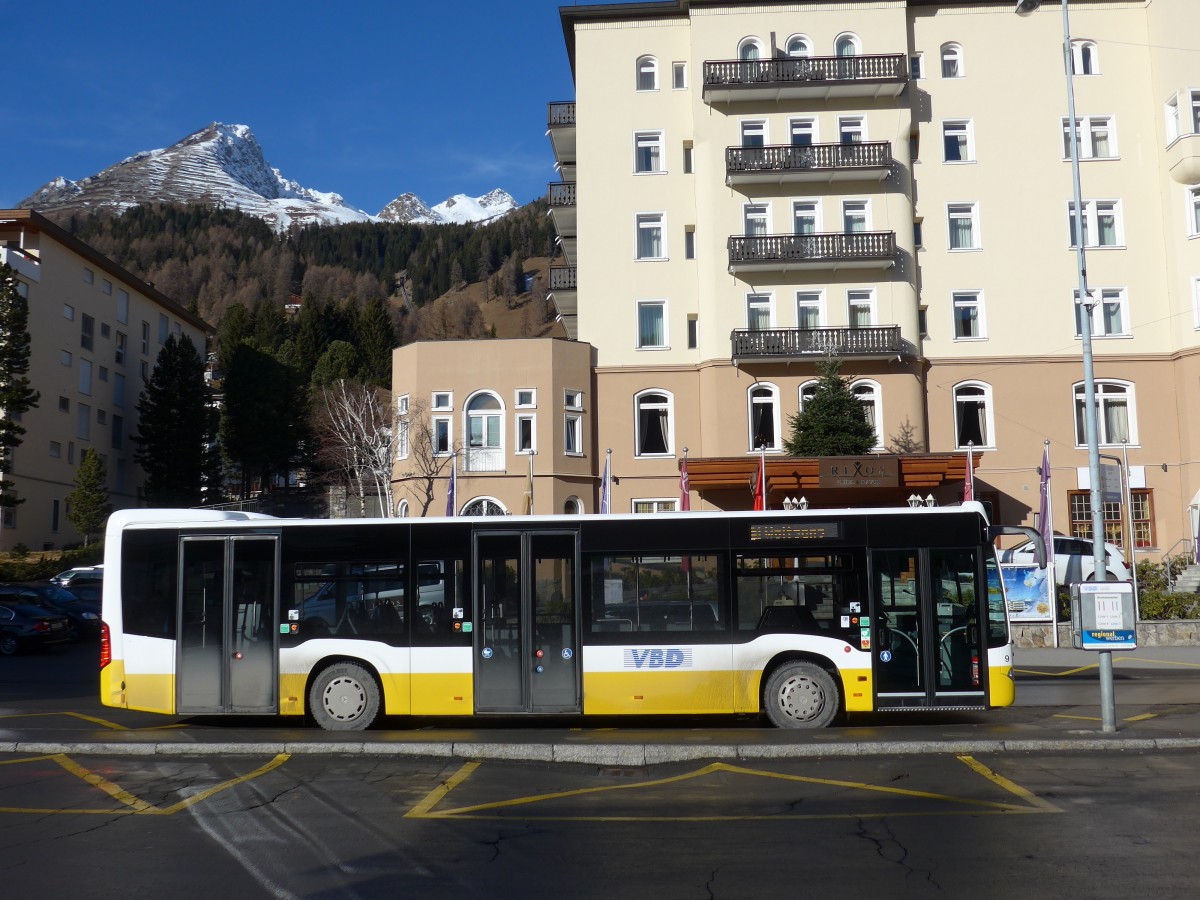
[312,341,361,387]
[355,297,396,388]
[784,358,877,457]
[133,334,219,506]
[294,300,329,379]
[65,448,111,546]
[0,263,40,513]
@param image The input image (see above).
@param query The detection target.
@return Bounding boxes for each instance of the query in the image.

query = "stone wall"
[1013,620,1200,648]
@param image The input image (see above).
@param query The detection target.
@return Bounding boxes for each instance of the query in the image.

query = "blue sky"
[1,0,580,214]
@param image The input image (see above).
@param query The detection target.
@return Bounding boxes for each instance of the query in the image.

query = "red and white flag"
[753,451,766,511]
[964,443,975,502]
[679,450,691,511]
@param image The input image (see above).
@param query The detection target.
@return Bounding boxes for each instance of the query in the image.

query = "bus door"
[473,531,580,714]
[870,548,986,709]
[177,535,279,715]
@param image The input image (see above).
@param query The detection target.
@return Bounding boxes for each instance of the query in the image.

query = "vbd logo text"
[624,648,693,669]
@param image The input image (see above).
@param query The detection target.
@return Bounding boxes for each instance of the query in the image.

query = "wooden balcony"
[547,265,578,339]
[547,101,576,167]
[728,231,897,273]
[726,141,892,187]
[731,325,906,363]
[703,54,907,104]
[547,181,577,252]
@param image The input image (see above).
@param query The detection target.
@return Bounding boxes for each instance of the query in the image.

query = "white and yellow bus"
[99,503,1040,730]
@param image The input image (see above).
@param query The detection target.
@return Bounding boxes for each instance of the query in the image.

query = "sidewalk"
[1014,644,1200,670]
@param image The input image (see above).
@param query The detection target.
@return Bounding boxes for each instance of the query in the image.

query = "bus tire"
[309,662,380,731]
[763,661,840,729]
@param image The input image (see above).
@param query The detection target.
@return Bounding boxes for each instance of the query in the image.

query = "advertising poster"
[1000,564,1055,623]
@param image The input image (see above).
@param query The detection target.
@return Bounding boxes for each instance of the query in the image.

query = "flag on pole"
[1039,441,1056,576]
[679,448,691,511]
[445,457,457,517]
[600,448,612,514]
[522,452,534,515]
[963,442,975,502]
[753,449,766,511]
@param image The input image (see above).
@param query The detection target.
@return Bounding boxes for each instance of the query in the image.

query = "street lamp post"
[1016,0,1115,732]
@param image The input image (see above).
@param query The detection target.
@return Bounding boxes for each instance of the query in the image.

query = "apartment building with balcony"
[0,210,211,551]
[534,0,1200,563]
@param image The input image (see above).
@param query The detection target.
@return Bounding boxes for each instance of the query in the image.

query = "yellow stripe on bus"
[988,665,1016,708]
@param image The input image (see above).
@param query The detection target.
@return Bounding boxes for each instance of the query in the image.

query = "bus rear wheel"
[763,662,840,729]
[309,663,380,731]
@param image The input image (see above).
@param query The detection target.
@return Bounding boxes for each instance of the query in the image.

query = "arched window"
[835,34,860,57]
[940,42,963,78]
[635,389,674,457]
[396,499,409,518]
[851,380,884,449]
[1072,40,1098,75]
[636,55,658,91]
[464,391,504,472]
[748,383,781,451]
[738,37,764,61]
[785,34,812,58]
[564,496,583,515]
[1074,380,1136,446]
[953,382,995,449]
[462,497,508,516]
[799,380,818,410]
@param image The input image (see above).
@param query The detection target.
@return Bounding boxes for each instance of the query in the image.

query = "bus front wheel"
[309,663,381,731]
[763,662,840,729]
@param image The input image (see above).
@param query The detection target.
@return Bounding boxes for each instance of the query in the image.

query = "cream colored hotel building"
[393,0,1199,563]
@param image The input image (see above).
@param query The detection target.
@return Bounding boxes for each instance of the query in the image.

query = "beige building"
[0,210,210,551]
[398,0,1200,566]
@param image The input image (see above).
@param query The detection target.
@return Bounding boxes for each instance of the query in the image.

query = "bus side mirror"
[988,525,1046,569]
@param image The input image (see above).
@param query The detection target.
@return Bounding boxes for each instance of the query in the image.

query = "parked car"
[1001,536,1131,585]
[0,583,101,641]
[0,602,71,655]
[48,566,103,602]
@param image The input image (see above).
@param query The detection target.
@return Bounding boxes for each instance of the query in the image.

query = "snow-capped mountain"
[18,123,517,231]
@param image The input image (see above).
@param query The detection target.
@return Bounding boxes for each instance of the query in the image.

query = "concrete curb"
[4,737,1200,763]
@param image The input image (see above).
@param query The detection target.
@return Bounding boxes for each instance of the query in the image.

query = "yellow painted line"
[1053,714,1102,721]
[0,710,188,731]
[956,755,1063,813]
[1017,656,1200,677]
[405,761,481,818]
[0,755,57,766]
[1124,712,1158,721]
[0,753,290,816]
[411,760,1054,821]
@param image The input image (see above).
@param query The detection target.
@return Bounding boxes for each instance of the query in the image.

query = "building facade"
[0,210,211,551]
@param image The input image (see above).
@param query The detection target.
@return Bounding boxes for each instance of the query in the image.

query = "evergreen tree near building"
[0,264,40,513]
[133,334,220,507]
[65,448,111,546]
[783,358,877,457]
[355,297,396,389]
[311,341,362,387]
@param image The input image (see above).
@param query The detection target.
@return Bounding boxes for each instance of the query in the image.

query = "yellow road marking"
[1017,655,1200,677]
[407,758,1060,821]
[0,753,290,816]
[0,711,185,731]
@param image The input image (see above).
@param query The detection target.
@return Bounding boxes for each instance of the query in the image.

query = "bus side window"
[415,559,465,637]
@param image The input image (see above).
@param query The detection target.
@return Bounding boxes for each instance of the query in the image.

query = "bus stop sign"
[1070,581,1137,650]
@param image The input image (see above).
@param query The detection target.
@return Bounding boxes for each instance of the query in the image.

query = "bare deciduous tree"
[313,379,396,517]
[393,399,458,516]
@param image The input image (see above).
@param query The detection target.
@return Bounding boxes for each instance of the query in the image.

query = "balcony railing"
[547,101,576,127]
[703,54,907,102]
[548,181,576,207]
[549,265,577,291]
[726,141,892,184]
[732,325,905,361]
[463,448,505,473]
[728,231,897,271]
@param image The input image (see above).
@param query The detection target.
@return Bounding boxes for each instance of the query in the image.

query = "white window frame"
[738,37,764,61]
[564,413,583,456]
[842,199,870,234]
[789,117,818,146]
[515,389,536,409]
[432,391,453,411]
[740,118,768,148]
[785,34,812,58]
[748,383,781,452]
[1068,199,1123,248]
[634,130,665,174]
[672,61,687,90]
[635,212,666,260]
[1166,94,1181,144]
[63,304,74,321]
[116,289,129,324]
[838,115,866,144]
[395,395,410,460]
[79,359,93,396]
[1074,380,1138,447]
[1189,186,1200,237]
[634,389,675,458]
[746,292,774,331]
[834,33,860,57]
[636,55,658,91]
[947,202,981,251]
[952,290,987,340]
[632,498,678,514]
[564,389,583,411]
[847,289,876,328]
[1074,288,1130,338]
[637,299,669,349]
[432,416,452,456]
[743,203,769,236]
[1063,116,1117,160]
[396,499,410,518]
[564,496,584,515]
[793,200,821,236]
[464,391,504,457]
[1071,40,1099,76]
[940,43,963,78]
[515,413,536,455]
[852,380,884,450]
[953,381,995,450]
[796,290,826,329]
[910,53,924,80]
[942,119,974,163]
[83,267,94,285]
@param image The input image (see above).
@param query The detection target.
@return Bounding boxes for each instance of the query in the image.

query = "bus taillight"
[100,622,111,669]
